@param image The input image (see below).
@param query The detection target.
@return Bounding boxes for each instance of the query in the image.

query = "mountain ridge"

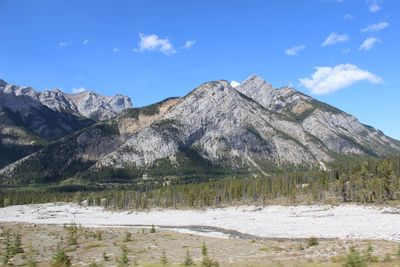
[1,75,399,185]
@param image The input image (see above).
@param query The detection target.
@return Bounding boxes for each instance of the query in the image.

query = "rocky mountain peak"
[237,75,276,108]
[0,80,132,121]
[0,79,7,88]
[241,74,273,89]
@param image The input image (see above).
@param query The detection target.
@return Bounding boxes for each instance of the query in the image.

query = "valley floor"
[0,203,400,266]
[0,203,400,242]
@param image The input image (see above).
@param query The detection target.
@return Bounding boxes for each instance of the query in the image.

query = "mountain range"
[0,75,399,185]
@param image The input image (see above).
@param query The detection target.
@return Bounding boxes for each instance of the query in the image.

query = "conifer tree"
[117,245,129,267]
[13,232,24,254]
[52,245,71,267]
[160,250,168,265]
[183,249,194,266]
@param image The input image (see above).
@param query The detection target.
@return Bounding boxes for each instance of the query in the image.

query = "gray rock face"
[0,80,133,121]
[97,77,399,174]
[64,91,132,120]
[1,75,399,182]
[236,75,400,157]
[96,80,332,173]
[0,82,94,141]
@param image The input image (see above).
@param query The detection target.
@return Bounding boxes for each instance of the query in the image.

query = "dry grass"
[0,223,399,266]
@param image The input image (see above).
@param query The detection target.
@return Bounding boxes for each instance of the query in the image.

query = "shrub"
[343,247,366,267]
[364,243,373,262]
[103,251,110,261]
[307,237,319,247]
[124,232,132,242]
[96,230,103,241]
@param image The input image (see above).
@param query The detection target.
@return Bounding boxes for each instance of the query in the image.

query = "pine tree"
[183,249,194,266]
[13,232,24,254]
[2,230,11,265]
[66,223,78,246]
[160,250,168,265]
[26,245,37,267]
[117,245,129,267]
[52,245,71,267]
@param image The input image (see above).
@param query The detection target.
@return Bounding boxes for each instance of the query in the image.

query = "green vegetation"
[307,237,319,247]
[65,223,78,246]
[200,243,219,267]
[52,245,71,267]
[117,244,129,267]
[160,250,168,265]
[343,247,366,267]
[182,249,194,266]
[0,156,399,209]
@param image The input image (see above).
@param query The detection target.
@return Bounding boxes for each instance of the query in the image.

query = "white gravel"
[0,203,399,241]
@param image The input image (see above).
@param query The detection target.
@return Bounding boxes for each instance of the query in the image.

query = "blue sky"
[1,0,399,139]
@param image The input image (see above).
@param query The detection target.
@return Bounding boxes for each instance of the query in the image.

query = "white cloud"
[71,87,87,94]
[182,40,196,49]
[59,41,70,47]
[322,32,349,46]
[285,45,306,56]
[83,39,89,45]
[361,22,389,32]
[113,47,120,53]
[343,14,354,20]
[134,33,176,55]
[366,0,381,12]
[230,81,240,88]
[299,63,382,95]
[359,37,381,51]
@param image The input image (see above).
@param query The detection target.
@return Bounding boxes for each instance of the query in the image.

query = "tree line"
[0,156,399,209]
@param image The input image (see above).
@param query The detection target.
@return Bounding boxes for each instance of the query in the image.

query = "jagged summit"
[0,80,132,121]
[0,79,7,88]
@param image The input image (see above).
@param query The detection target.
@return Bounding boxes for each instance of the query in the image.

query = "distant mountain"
[1,76,399,185]
[0,79,132,168]
[0,98,179,184]
[0,79,132,121]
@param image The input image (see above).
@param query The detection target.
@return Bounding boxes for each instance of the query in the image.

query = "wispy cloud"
[366,0,381,12]
[59,41,71,48]
[359,37,381,51]
[182,40,196,50]
[361,22,389,32]
[299,63,382,95]
[113,47,120,53]
[322,32,349,46]
[71,87,87,94]
[343,14,354,20]
[134,33,176,55]
[83,39,89,45]
[285,45,306,56]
